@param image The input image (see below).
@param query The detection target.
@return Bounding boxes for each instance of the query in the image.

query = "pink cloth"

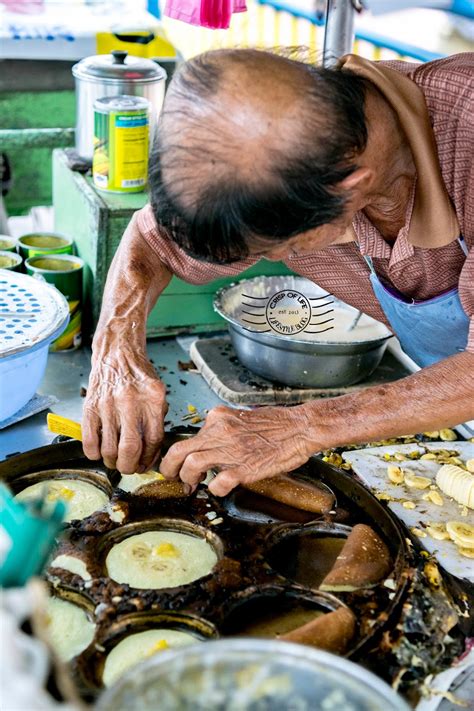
[164,0,246,29]
[1,0,44,13]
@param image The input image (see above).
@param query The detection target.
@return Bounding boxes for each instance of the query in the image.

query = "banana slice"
[387,465,404,484]
[446,521,474,550]
[436,465,474,510]
[425,523,450,541]
[422,490,443,506]
[459,548,474,559]
[466,459,474,474]
[439,429,457,441]
[404,472,431,490]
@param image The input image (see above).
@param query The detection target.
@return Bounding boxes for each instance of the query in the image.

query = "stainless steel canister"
[72,50,166,160]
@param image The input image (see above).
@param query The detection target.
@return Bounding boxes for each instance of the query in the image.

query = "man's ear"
[339,167,374,208]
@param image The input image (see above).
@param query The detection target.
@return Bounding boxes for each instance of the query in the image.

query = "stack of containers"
[0,270,69,422]
[2,232,85,352]
[0,235,22,272]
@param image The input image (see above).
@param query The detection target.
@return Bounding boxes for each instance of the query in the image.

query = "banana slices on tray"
[436,464,474,510]
[446,521,474,558]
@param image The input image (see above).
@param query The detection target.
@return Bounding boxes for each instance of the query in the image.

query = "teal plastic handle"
[0,483,65,588]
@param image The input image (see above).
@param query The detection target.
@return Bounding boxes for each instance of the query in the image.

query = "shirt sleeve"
[135,204,258,285]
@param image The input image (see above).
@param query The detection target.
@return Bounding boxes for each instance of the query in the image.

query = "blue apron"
[362,237,469,368]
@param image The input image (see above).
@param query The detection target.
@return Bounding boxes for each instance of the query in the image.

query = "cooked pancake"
[16,479,108,522]
[105,531,218,589]
[45,598,95,661]
[103,629,200,687]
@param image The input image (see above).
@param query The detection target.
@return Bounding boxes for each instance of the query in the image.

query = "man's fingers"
[116,413,143,474]
[160,438,201,479]
[179,451,218,489]
[208,470,241,497]
[100,416,120,470]
[139,416,165,471]
[82,410,102,460]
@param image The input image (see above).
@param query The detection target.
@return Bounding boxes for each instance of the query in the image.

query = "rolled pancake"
[103,629,200,687]
[320,524,391,592]
[119,470,189,498]
[105,531,218,589]
[118,470,165,493]
[280,607,356,654]
[16,479,108,522]
[49,554,91,581]
[45,598,95,661]
[243,475,334,514]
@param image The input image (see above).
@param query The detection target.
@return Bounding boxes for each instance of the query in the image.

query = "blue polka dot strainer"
[0,271,69,359]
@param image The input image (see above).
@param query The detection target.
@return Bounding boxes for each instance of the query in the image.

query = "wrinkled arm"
[82,212,172,473]
[160,351,474,496]
[301,350,474,450]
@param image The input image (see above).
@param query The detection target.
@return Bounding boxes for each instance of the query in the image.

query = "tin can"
[26,254,84,352]
[18,233,73,261]
[0,250,22,272]
[0,235,17,252]
[93,95,150,193]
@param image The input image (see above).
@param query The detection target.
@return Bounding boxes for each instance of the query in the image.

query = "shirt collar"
[354,177,416,265]
[340,54,459,250]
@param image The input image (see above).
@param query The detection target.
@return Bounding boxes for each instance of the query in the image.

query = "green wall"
[0,91,75,214]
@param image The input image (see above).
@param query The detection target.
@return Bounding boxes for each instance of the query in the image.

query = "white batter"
[45,597,95,662]
[295,309,390,343]
[118,470,165,493]
[105,531,218,589]
[49,554,91,581]
[102,628,200,687]
[16,479,109,522]
[223,278,390,344]
[231,305,389,343]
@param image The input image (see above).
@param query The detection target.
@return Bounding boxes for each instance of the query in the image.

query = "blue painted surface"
[354,29,443,62]
[147,0,162,18]
[256,0,474,62]
[451,0,474,20]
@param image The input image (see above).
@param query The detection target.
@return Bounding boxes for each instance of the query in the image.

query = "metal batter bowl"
[214,276,392,388]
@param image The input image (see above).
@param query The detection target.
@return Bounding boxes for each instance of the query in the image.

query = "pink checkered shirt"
[137,53,474,352]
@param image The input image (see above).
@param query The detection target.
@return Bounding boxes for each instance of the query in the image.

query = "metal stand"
[323,0,359,67]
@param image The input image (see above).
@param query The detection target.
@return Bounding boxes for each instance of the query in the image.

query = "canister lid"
[72,51,166,84]
[0,271,69,359]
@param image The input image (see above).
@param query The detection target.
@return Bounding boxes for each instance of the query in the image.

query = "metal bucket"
[72,51,166,160]
[214,276,392,388]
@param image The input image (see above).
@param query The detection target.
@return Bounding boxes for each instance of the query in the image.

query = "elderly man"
[83,49,474,496]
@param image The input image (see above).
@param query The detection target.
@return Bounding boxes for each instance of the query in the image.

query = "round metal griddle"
[0,433,412,697]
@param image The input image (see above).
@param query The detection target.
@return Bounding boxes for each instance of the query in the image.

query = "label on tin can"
[25,255,83,352]
[93,96,149,193]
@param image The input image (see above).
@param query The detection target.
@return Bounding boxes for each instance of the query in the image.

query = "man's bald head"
[150,48,369,262]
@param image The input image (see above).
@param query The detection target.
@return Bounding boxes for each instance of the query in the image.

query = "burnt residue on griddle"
[178,360,196,371]
[2,434,467,701]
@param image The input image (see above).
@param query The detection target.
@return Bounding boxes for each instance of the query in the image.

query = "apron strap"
[458,236,469,257]
[362,254,376,273]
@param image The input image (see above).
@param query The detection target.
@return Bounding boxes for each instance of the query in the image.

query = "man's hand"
[159,405,317,496]
[83,349,168,474]
[81,210,174,474]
